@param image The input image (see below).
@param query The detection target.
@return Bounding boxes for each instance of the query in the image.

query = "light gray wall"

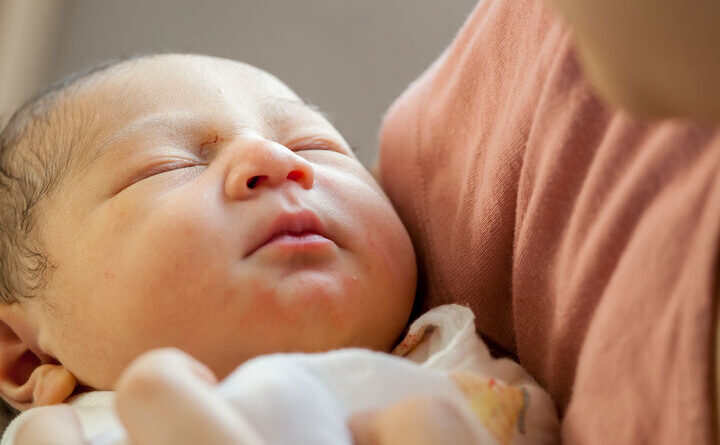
[0,0,63,119]
[49,0,477,165]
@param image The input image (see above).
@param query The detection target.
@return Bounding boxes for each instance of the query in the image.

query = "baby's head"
[0,54,416,410]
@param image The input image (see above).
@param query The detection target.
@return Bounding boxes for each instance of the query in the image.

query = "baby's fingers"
[13,404,89,445]
[349,397,477,445]
[115,348,265,445]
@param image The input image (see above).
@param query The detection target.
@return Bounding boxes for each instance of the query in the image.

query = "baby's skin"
[0,54,417,411]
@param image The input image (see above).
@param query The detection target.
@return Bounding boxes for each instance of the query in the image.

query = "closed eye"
[117,159,206,193]
[286,137,351,155]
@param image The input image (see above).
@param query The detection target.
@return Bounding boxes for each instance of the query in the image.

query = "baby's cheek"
[116,205,233,322]
[137,203,226,274]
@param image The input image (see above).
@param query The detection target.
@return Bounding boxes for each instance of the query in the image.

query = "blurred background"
[0,0,476,165]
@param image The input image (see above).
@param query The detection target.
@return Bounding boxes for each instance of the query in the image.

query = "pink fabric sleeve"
[378,1,719,443]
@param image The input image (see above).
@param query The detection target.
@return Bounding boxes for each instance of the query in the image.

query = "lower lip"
[260,233,334,252]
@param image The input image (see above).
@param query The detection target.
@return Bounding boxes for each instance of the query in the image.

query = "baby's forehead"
[59,55,310,163]
[98,55,299,110]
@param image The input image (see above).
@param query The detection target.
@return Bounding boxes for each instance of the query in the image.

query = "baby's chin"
[187,303,405,381]
[71,260,411,391]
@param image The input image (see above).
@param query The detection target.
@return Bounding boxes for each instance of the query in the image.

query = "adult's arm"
[546,0,720,120]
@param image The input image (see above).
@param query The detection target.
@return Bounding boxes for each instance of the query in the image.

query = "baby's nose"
[224,139,314,201]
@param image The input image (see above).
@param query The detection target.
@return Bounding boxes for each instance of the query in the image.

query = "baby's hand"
[349,397,478,445]
[113,348,266,445]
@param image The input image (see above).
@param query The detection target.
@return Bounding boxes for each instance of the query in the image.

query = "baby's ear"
[0,304,77,410]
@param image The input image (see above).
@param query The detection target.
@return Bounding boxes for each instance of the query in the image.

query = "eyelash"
[199,136,337,156]
[286,138,347,154]
[124,160,204,188]
[290,142,329,151]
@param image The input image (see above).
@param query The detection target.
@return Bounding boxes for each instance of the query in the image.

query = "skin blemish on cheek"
[103,268,115,280]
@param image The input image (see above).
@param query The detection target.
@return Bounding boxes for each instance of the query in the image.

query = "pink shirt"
[378,0,719,443]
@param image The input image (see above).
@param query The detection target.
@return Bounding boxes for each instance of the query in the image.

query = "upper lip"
[244,209,330,257]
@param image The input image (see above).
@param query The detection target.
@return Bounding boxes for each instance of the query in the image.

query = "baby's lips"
[244,208,330,257]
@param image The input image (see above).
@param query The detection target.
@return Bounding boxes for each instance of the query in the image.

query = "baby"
[0,54,558,445]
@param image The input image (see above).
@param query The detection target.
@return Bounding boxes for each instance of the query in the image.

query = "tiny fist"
[349,411,381,445]
[117,348,217,399]
[350,397,477,445]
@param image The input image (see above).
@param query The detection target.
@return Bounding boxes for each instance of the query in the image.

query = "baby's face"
[28,55,416,389]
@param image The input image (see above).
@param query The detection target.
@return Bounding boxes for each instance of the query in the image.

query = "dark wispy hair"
[0,56,140,304]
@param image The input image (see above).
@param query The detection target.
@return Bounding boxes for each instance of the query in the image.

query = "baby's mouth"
[244,210,333,258]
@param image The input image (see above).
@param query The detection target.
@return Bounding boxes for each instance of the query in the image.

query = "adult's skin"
[547,0,720,121]
[12,1,720,444]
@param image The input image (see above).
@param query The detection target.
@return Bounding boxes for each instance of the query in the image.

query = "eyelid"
[120,158,205,191]
[286,136,344,152]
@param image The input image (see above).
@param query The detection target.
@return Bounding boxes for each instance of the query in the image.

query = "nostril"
[247,175,267,189]
[287,170,303,182]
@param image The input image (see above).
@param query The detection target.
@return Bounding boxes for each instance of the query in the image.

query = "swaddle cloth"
[1,305,559,445]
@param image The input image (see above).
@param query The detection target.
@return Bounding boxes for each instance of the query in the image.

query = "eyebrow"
[262,96,333,123]
[84,97,329,168]
[306,102,333,123]
[82,111,212,168]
